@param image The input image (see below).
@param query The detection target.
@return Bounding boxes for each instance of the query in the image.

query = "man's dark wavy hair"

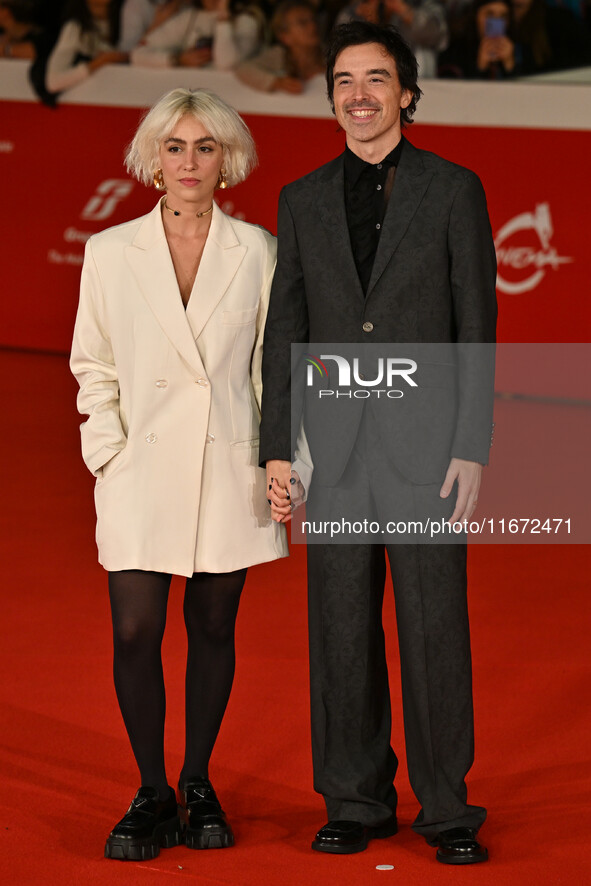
[325,22,422,128]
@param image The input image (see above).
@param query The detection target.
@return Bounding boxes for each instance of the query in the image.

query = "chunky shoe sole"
[186,824,234,850]
[105,815,183,861]
[312,819,398,855]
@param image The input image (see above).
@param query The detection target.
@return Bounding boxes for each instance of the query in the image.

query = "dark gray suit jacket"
[259,138,497,486]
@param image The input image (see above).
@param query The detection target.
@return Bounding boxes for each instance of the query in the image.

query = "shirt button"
[376,224,381,230]
[376,163,382,169]
[206,433,215,444]
[376,184,382,191]
[145,433,157,444]
[155,379,168,388]
[362,321,374,333]
[196,378,209,386]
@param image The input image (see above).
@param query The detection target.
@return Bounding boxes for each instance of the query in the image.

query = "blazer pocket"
[231,437,260,449]
[96,446,128,482]
[222,307,258,326]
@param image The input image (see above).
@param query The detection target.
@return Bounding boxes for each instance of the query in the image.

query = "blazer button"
[362,321,374,333]
[155,379,168,388]
[196,377,209,386]
[145,433,157,444]
[206,433,215,444]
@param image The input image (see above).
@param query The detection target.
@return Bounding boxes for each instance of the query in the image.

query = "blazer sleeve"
[70,237,127,478]
[259,187,310,465]
[448,170,498,464]
[250,231,277,415]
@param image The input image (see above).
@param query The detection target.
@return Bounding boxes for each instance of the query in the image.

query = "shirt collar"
[344,138,404,186]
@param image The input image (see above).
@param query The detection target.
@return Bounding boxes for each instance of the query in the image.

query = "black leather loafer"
[104,786,182,861]
[435,827,488,864]
[181,776,234,849]
[312,817,398,854]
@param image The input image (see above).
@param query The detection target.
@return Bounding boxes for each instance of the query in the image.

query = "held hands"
[440,457,483,526]
[266,459,305,524]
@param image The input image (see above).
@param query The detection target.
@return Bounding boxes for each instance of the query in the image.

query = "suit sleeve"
[259,187,310,465]
[448,170,497,464]
[70,237,127,478]
[250,231,277,414]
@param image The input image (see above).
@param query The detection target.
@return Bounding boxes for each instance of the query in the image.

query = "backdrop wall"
[1,61,589,354]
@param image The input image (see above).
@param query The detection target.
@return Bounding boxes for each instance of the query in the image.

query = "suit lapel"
[125,200,205,376]
[366,139,433,297]
[185,203,247,341]
[317,155,365,304]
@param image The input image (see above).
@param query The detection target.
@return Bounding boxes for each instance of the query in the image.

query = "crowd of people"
[1,0,591,104]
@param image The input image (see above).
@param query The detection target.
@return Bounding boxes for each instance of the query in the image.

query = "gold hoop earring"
[217,167,228,190]
[153,169,165,190]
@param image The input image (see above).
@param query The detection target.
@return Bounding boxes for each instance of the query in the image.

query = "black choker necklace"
[163,197,213,218]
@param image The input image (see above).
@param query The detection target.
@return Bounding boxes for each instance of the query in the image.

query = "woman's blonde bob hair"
[125,88,257,188]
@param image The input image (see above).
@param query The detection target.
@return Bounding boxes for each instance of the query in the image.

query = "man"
[259,21,497,864]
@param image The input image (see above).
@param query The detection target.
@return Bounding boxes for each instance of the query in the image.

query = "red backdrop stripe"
[0,101,588,352]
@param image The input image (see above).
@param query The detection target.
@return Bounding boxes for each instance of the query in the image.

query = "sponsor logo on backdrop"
[494,203,573,295]
[305,353,417,399]
[81,179,134,221]
[48,180,135,265]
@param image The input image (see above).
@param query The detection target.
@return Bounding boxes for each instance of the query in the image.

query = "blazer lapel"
[125,200,205,377]
[366,139,433,297]
[317,155,365,304]
[185,203,247,341]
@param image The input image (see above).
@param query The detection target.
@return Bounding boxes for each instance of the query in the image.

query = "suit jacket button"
[145,433,157,444]
[196,377,209,386]
[362,321,374,333]
[155,379,168,388]
[206,433,215,444]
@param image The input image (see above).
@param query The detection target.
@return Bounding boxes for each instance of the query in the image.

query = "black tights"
[108,568,246,797]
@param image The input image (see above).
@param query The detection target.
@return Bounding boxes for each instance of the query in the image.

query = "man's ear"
[401,89,412,109]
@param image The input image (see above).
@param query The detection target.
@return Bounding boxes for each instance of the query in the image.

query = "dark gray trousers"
[305,419,487,842]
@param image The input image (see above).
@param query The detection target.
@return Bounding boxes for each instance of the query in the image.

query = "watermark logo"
[305,354,329,383]
[81,179,134,221]
[495,203,573,295]
[305,353,417,399]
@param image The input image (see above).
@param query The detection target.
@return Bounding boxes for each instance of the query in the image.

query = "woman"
[45,0,127,95]
[0,0,41,60]
[70,87,288,861]
[130,0,261,69]
[236,0,324,94]
[438,0,516,78]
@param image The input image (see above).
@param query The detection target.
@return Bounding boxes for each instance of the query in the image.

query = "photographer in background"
[438,0,515,77]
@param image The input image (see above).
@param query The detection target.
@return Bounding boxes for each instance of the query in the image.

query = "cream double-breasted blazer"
[70,199,288,576]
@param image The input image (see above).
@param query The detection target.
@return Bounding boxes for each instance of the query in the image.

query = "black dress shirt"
[344,139,404,294]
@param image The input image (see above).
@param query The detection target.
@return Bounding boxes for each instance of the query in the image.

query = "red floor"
[1,349,590,885]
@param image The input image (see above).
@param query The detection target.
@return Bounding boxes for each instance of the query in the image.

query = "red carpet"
[1,349,590,885]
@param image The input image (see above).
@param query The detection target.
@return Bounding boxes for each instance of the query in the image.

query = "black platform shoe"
[104,786,183,861]
[181,776,234,849]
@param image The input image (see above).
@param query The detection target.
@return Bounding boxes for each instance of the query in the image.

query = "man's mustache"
[344,102,381,111]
